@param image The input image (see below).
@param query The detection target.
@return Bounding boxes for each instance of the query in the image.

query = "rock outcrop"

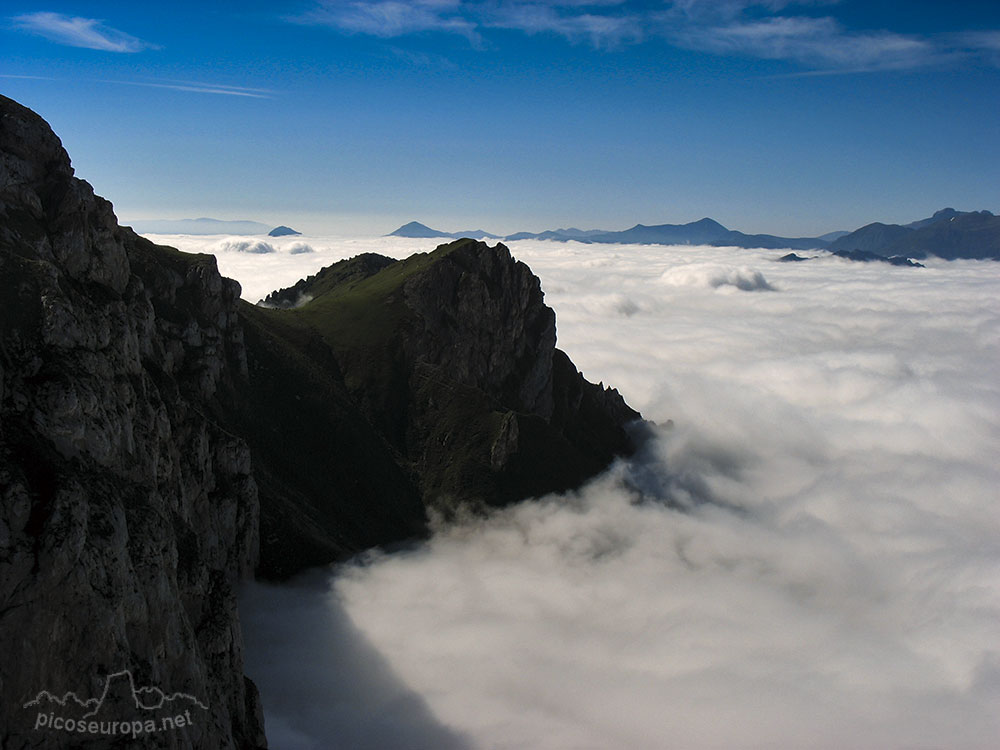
[1,95,642,747]
[1,95,265,749]
[250,239,641,544]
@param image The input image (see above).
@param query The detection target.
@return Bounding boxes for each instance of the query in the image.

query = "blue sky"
[2,1,999,236]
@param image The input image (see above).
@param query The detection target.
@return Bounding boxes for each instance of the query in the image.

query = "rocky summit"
[245,238,641,576]
[0,95,642,748]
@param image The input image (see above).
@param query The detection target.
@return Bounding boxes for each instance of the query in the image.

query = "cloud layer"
[200,235,1000,749]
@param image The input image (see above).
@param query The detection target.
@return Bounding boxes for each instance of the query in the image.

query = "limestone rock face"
[1,94,646,747]
[255,238,642,519]
[401,240,556,419]
[0,95,264,748]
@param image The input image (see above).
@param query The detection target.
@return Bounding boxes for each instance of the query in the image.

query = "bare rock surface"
[1,94,644,748]
[1,94,264,750]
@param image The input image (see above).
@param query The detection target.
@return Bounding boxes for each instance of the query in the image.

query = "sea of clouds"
[153,233,1000,749]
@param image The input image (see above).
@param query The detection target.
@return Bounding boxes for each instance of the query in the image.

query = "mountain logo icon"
[24,669,208,717]
[24,670,208,740]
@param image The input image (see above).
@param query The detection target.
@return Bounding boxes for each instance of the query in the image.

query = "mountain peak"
[249,237,642,559]
[388,221,454,239]
[692,217,727,229]
[399,220,432,231]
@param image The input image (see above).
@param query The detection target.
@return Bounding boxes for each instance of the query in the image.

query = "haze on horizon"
[2,1,999,237]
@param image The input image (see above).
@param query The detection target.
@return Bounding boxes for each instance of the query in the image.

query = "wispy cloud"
[961,30,1000,51]
[297,1,641,48]
[955,30,1000,66]
[389,46,461,70]
[665,13,947,72]
[0,73,59,81]
[295,0,997,71]
[103,79,274,98]
[12,12,155,53]
[1,72,274,99]
[484,2,642,48]
[299,1,481,44]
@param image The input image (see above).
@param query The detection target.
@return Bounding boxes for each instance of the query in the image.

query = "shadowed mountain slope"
[246,240,642,576]
[1,94,265,749]
[0,95,642,747]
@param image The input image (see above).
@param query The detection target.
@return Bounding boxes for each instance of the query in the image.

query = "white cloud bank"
[658,260,775,290]
[212,238,278,255]
[187,235,1000,749]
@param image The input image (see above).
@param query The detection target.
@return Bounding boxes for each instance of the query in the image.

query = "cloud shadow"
[240,572,472,750]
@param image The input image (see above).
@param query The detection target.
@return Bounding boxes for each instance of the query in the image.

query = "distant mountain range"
[388,221,502,241]
[390,219,825,250]
[129,218,300,236]
[389,208,1000,260]
[781,251,925,268]
[829,209,1000,260]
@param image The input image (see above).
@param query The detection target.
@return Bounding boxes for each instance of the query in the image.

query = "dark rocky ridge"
[1,95,264,748]
[244,238,641,575]
[1,95,642,746]
[830,249,924,267]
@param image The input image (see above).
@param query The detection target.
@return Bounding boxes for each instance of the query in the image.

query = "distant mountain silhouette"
[268,225,301,237]
[585,218,732,245]
[128,217,271,235]
[505,228,612,241]
[454,229,503,240]
[817,230,850,242]
[888,211,1000,259]
[576,219,828,250]
[388,221,455,239]
[776,250,922,267]
[390,208,998,258]
[831,209,999,260]
[903,207,968,230]
[831,249,925,267]
[388,221,501,240]
[391,219,827,249]
[829,223,914,254]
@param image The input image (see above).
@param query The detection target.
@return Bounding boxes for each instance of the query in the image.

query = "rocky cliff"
[0,95,642,747]
[246,240,640,576]
[1,95,264,748]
